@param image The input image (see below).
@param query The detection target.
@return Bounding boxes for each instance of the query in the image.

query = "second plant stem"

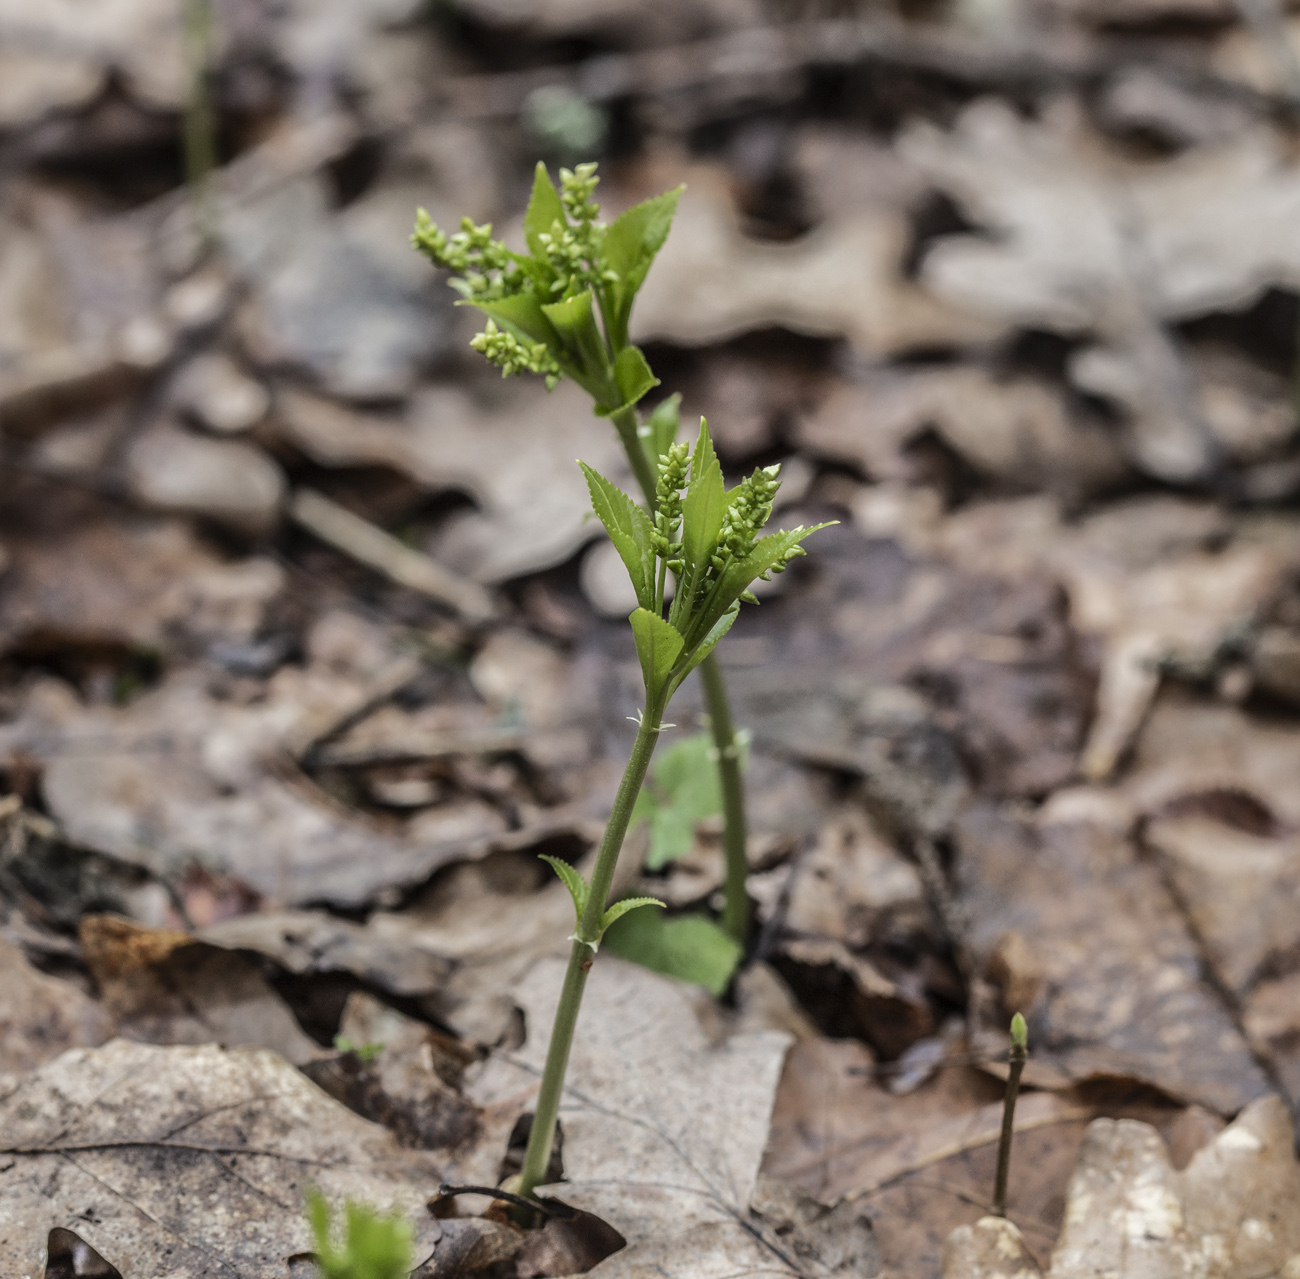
[517,699,665,1200]
[609,405,751,945]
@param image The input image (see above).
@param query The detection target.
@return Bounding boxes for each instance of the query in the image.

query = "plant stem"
[517,703,665,1200]
[609,405,658,510]
[699,653,749,943]
[183,0,219,253]
[991,1026,1028,1217]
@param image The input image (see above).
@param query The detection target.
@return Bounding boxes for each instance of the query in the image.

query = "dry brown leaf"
[79,914,323,1067]
[275,379,633,582]
[902,101,1300,479]
[0,516,284,656]
[946,1096,1300,1278]
[0,935,110,1081]
[957,805,1272,1113]
[0,1039,443,1278]
[629,159,997,357]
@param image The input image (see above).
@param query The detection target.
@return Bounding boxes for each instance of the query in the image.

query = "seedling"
[415,165,832,1205]
[306,1193,412,1279]
[991,1012,1029,1218]
[413,162,753,945]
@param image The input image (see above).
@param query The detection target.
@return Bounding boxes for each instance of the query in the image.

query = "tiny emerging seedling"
[991,1012,1029,1218]
[412,162,755,946]
[306,1193,412,1279]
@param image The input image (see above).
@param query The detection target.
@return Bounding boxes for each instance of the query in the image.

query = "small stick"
[991,1012,1028,1218]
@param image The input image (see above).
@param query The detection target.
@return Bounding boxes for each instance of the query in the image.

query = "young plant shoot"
[513,421,830,1201]
[412,163,754,943]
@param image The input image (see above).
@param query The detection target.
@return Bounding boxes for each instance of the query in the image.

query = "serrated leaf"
[599,896,665,936]
[603,908,743,996]
[540,853,589,923]
[523,162,566,259]
[689,522,836,648]
[580,463,656,609]
[629,608,684,696]
[601,186,683,348]
[681,420,725,590]
[612,344,659,411]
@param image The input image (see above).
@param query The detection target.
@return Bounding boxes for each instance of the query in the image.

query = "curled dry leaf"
[0,1039,442,1279]
[944,1096,1300,1279]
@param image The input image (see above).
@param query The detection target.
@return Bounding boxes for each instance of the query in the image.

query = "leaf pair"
[540,854,663,951]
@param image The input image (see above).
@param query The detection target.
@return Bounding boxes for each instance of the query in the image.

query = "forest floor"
[4,0,1300,1275]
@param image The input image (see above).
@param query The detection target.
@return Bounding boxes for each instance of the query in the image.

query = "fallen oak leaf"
[0,1040,443,1279]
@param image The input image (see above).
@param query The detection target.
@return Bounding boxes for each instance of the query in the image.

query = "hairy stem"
[699,653,749,943]
[517,703,664,1200]
[609,405,658,510]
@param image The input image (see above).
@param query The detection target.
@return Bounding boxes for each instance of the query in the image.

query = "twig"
[289,488,499,626]
[991,1014,1029,1218]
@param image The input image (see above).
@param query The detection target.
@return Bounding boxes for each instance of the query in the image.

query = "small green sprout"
[333,1036,384,1064]
[306,1193,412,1279]
[992,1013,1030,1217]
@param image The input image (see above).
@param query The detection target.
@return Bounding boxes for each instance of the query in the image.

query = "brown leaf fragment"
[79,914,323,1067]
[0,1039,443,1279]
[0,935,110,1079]
[956,805,1271,1113]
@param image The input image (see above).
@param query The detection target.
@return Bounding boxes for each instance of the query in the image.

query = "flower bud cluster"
[470,320,562,388]
[559,163,601,227]
[711,465,780,574]
[652,442,689,565]
[412,212,517,301]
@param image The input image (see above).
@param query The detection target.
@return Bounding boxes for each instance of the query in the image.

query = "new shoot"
[510,420,831,1201]
[412,162,754,944]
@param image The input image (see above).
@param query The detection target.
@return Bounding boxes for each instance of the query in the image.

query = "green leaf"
[646,394,681,459]
[540,853,589,923]
[690,522,836,647]
[629,607,684,696]
[579,463,656,609]
[603,908,742,997]
[681,419,725,586]
[601,186,683,348]
[611,344,659,412]
[635,732,724,870]
[523,162,567,259]
[541,289,609,386]
[471,292,561,348]
[599,895,665,936]
[677,601,739,684]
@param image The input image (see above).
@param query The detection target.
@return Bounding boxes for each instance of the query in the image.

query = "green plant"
[515,421,828,1200]
[306,1193,412,1279]
[412,161,754,946]
[333,1035,385,1064]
